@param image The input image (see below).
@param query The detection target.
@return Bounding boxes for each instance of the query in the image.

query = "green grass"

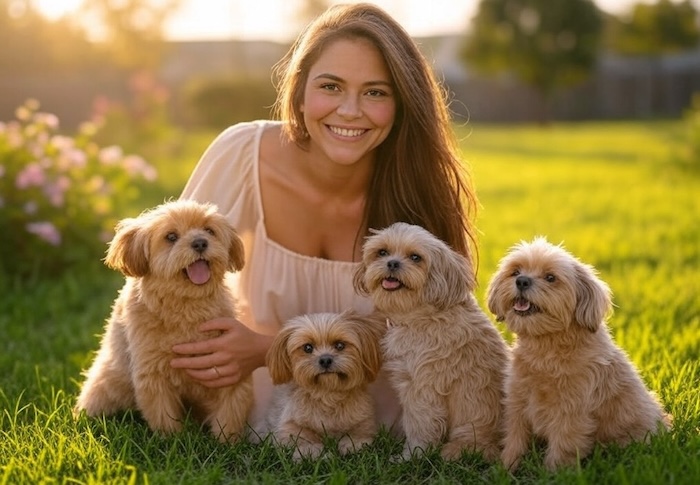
[2,121,699,484]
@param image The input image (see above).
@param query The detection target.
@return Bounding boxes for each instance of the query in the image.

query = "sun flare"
[33,0,83,20]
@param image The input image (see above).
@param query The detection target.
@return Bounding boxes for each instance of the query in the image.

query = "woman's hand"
[170,318,273,388]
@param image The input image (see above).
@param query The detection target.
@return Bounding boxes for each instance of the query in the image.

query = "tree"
[606,0,699,55]
[462,0,604,121]
[79,0,182,71]
[0,0,99,74]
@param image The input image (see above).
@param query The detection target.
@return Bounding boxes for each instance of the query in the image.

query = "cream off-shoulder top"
[180,120,401,435]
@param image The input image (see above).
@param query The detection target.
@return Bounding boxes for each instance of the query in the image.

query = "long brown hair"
[272,3,478,265]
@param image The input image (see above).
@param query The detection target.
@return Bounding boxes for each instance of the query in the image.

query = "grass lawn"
[1,120,698,484]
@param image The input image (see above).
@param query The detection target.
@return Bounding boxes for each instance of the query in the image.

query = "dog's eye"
[333,341,345,351]
[166,232,178,243]
[511,269,520,277]
[204,227,215,236]
[410,253,422,263]
[302,343,314,354]
[545,274,556,283]
[378,249,389,257]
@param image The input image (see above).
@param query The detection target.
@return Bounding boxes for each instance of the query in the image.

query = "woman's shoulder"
[180,121,277,205]
[208,120,279,154]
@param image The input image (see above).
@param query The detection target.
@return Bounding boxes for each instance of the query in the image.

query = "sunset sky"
[34,0,698,43]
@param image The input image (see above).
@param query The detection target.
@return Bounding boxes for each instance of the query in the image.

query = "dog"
[487,237,672,471]
[74,199,253,443]
[260,311,384,461]
[353,222,510,461]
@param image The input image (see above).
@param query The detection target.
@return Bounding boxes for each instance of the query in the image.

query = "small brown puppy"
[262,311,384,461]
[74,199,253,442]
[354,222,510,461]
[487,237,672,471]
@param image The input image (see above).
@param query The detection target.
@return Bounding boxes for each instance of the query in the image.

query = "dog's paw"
[543,449,579,471]
[440,441,464,461]
[500,448,523,472]
[293,442,325,461]
[338,435,371,455]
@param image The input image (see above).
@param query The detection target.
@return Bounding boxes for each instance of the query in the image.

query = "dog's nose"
[387,259,400,271]
[191,238,208,253]
[318,354,333,369]
[516,275,532,290]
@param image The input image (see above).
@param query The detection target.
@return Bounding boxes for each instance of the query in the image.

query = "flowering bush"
[0,99,158,279]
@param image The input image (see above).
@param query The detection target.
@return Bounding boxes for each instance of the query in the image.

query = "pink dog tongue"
[186,260,210,285]
[382,278,401,290]
[514,298,531,311]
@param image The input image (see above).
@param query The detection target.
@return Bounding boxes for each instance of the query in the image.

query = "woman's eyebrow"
[312,72,392,87]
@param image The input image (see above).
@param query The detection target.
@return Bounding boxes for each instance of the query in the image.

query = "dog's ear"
[352,262,370,296]
[226,229,245,272]
[104,218,149,277]
[425,243,474,309]
[573,261,612,332]
[485,272,505,322]
[347,312,385,382]
[266,325,294,384]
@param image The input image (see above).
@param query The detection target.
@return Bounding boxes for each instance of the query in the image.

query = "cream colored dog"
[74,199,253,443]
[261,311,384,461]
[487,237,672,471]
[353,222,510,461]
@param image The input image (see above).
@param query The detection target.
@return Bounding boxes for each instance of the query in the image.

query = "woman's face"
[301,37,396,167]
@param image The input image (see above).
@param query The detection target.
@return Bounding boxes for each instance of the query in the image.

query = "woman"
[170,3,478,431]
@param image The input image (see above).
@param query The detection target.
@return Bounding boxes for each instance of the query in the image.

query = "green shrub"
[181,74,276,130]
[0,99,158,280]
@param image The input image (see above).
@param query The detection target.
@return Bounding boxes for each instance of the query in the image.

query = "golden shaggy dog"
[354,222,510,461]
[261,311,385,461]
[487,237,672,471]
[74,200,253,442]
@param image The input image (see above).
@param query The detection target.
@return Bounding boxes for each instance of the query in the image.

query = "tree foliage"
[0,0,99,74]
[79,0,182,70]
[606,0,700,55]
[462,0,604,100]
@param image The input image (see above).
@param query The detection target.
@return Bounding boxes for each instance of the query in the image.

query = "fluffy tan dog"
[261,311,384,461]
[353,222,510,461]
[74,199,253,443]
[487,237,672,471]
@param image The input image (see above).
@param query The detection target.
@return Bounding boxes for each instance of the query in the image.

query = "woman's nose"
[336,93,361,119]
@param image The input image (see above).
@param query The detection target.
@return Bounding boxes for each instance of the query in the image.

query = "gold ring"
[213,366,221,378]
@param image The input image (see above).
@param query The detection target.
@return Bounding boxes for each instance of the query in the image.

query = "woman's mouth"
[327,125,367,138]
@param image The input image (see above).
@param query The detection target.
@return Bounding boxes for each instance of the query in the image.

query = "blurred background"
[2,0,700,127]
[1,0,699,279]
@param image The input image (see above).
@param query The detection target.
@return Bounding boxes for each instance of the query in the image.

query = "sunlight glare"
[33,0,83,20]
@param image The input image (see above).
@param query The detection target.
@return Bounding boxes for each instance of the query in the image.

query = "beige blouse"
[181,120,400,433]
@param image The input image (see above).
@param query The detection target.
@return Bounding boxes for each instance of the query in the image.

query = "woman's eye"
[545,274,556,283]
[410,254,422,263]
[320,83,339,92]
[334,341,345,351]
[302,344,313,354]
[166,232,178,242]
[366,89,386,97]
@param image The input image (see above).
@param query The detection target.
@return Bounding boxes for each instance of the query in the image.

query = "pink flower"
[122,154,157,180]
[99,145,123,165]
[35,113,59,130]
[15,162,46,189]
[24,201,38,214]
[26,221,61,246]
